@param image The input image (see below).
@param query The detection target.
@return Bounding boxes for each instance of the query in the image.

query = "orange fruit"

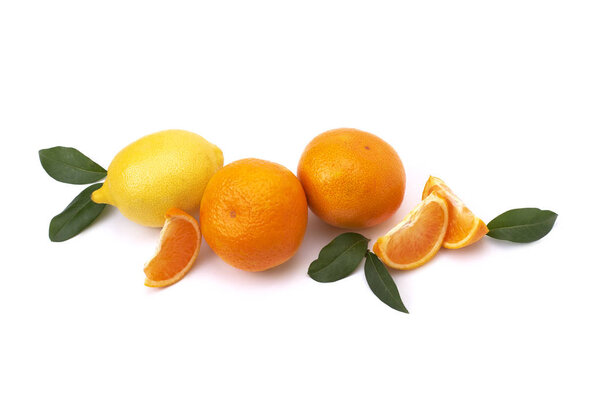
[200,158,308,272]
[373,193,449,270]
[297,128,405,229]
[144,208,201,287]
[422,176,488,249]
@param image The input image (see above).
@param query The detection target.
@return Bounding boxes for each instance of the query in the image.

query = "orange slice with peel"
[422,176,488,249]
[373,193,449,270]
[144,208,201,287]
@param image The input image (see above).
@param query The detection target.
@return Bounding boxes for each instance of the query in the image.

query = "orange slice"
[422,176,488,249]
[144,208,201,287]
[373,193,449,270]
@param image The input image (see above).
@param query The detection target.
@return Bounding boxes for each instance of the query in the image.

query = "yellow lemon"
[92,129,223,227]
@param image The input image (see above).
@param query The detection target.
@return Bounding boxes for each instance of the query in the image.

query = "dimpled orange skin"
[297,128,406,229]
[200,158,308,272]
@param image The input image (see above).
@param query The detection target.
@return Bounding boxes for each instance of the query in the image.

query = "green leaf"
[487,208,558,243]
[308,232,369,282]
[49,183,106,242]
[364,251,408,313]
[39,146,106,184]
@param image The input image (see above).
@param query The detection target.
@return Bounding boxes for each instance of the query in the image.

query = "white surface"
[1,1,599,399]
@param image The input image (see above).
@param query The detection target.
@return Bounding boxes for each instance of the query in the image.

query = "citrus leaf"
[308,232,369,282]
[487,208,557,243]
[49,183,106,242]
[364,251,408,313]
[39,146,106,184]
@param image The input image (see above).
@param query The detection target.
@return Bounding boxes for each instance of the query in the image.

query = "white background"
[1,1,599,399]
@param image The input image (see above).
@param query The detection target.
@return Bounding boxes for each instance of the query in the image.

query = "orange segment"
[373,193,449,270]
[144,208,201,287]
[422,176,488,249]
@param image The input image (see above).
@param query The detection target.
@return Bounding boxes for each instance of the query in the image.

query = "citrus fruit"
[91,129,223,227]
[297,128,405,229]
[144,208,201,288]
[373,193,449,270]
[422,176,488,249]
[200,158,308,272]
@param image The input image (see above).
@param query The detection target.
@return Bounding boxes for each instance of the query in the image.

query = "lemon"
[91,129,223,227]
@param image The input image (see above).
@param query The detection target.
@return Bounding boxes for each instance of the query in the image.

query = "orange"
[144,208,201,287]
[422,176,488,249]
[200,158,308,272]
[297,128,406,229]
[373,193,449,270]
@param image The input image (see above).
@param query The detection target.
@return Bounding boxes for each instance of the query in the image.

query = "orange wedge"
[144,208,201,287]
[373,193,449,270]
[422,176,488,249]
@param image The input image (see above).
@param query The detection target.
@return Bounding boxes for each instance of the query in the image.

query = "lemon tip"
[91,185,111,205]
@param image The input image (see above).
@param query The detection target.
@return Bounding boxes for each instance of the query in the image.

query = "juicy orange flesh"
[145,218,197,281]
[444,196,475,244]
[385,201,446,265]
[427,183,477,244]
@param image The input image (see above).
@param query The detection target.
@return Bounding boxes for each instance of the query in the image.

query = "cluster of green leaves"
[39,147,107,242]
[308,208,558,313]
[308,233,408,313]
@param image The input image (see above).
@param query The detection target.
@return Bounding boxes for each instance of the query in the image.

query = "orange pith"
[422,176,488,249]
[373,193,449,270]
[144,208,201,287]
[297,128,406,229]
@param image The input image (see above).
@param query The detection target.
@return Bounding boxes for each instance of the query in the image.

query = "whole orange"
[200,158,308,272]
[297,128,406,229]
